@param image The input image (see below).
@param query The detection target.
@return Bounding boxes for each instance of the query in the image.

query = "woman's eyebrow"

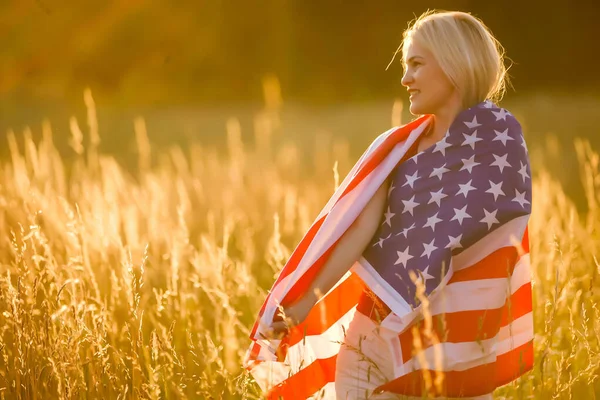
[406,56,424,64]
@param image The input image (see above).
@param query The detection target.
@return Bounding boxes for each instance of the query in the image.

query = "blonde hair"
[395,10,510,107]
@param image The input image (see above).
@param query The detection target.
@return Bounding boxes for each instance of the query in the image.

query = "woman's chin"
[409,100,433,116]
[409,102,425,116]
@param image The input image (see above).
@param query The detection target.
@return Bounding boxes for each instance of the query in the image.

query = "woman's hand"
[264,297,314,339]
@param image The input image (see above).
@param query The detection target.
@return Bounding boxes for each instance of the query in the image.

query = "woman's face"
[401,40,459,116]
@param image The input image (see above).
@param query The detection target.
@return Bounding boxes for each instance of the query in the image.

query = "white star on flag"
[411,151,422,164]
[462,131,484,150]
[394,247,414,268]
[430,164,450,180]
[403,171,420,189]
[395,222,416,238]
[464,116,482,129]
[485,180,505,201]
[401,195,419,216]
[493,128,514,146]
[457,179,477,198]
[460,155,480,174]
[446,233,463,249]
[521,136,528,153]
[451,204,471,225]
[382,206,395,227]
[492,108,509,121]
[490,153,512,173]
[423,212,443,232]
[518,162,530,183]
[428,188,447,206]
[512,189,531,208]
[480,208,500,230]
[433,138,452,156]
[421,239,438,259]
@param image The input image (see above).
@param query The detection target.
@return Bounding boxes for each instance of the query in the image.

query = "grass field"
[1,89,600,399]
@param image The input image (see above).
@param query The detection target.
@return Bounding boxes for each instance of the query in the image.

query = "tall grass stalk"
[0,89,598,399]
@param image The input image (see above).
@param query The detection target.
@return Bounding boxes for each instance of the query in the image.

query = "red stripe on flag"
[496,340,534,385]
[382,342,534,396]
[374,343,530,400]
[500,282,532,326]
[398,308,504,363]
[249,342,261,361]
[398,280,532,365]
[266,355,337,400]
[449,247,520,284]
[284,273,365,349]
[375,361,497,397]
[522,226,530,253]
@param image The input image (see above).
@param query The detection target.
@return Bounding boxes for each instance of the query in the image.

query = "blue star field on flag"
[362,101,532,307]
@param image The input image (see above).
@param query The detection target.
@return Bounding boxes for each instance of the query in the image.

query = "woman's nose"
[401,70,413,87]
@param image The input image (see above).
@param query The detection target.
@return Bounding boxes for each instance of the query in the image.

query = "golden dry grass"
[1,89,600,399]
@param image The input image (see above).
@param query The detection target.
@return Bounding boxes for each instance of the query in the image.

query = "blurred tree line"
[1,0,599,107]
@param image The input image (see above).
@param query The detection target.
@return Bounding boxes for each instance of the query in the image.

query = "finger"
[260,331,282,340]
[271,323,288,334]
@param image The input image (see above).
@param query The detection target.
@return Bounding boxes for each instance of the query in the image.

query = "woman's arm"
[269,178,390,335]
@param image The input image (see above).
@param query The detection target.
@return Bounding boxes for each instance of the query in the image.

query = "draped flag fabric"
[244,100,534,399]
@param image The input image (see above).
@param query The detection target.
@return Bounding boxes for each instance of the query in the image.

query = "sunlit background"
[2,1,600,207]
[1,1,600,398]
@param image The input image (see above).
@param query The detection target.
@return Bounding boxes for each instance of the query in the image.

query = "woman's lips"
[409,90,420,99]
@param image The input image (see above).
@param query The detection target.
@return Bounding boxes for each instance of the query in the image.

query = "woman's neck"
[430,96,464,141]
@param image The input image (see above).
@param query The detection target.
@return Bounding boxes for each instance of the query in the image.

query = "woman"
[246,10,533,400]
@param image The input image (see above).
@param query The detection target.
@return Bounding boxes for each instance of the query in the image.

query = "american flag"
[245,100,533,399]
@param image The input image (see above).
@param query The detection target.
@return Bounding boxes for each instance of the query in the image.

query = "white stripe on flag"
[429,277,522,315]
[497,311,534,346]
[392,311,534,377]
[255,271,353,342]
[453,214,529,271]
[249,359,290,393]
[510,253,531,291]
[285,307,356,372]
[308,381,336,400]
[352,256,413,316]
[261,307,356,389]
